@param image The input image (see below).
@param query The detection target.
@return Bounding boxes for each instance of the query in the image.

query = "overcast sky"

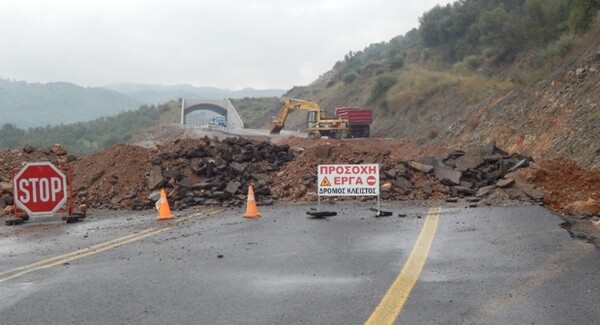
[0,0,453,90]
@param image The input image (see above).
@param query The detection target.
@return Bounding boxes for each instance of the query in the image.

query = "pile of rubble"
[71,137,292,210]
[270,140,540,206]
[0,136,585,216]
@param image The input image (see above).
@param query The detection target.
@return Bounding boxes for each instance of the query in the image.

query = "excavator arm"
[270,98,321,135]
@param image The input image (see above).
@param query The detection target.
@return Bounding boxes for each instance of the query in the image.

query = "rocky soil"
[444,45,600,169]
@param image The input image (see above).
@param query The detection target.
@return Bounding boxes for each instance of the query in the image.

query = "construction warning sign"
[317,164,379,196]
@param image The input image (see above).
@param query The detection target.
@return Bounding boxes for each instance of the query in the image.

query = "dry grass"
[385,67,513,112]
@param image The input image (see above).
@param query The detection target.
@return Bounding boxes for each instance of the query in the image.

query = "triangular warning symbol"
[320,176,331,187]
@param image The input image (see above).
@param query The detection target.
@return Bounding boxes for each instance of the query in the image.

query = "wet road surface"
[0,203,598,324]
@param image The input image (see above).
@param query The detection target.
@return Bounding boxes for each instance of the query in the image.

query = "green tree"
[419,4,453,47]
[0,123,26,147]
[477,5,527,61]
[566,0,600,33]
[524,0,569,42]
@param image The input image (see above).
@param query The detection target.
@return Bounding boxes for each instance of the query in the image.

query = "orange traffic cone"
[156,189,174,220]
[243,186,261,218]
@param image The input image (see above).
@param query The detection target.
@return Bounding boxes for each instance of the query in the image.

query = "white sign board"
[317,164,379,196]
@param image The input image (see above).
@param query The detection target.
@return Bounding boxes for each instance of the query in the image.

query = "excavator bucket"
[270,125,284,135]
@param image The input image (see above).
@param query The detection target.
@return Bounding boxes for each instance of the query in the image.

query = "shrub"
[390,56,404,70]
[369,74,398,103]
[464,55,482,71]
[342,73,357,84]
[536,33,577,66]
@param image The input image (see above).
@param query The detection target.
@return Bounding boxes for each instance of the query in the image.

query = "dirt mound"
[519,157,600,213]
[72,144,153,210]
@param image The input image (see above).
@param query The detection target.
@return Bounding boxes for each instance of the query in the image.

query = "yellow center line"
[0,210,217,283]
[365,206,440,325]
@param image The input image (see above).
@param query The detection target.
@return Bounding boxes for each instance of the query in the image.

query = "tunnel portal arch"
[181,99,244,129]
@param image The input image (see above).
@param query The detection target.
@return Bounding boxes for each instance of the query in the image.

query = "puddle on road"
[253,274,365,294]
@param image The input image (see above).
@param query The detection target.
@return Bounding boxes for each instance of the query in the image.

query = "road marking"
[365,207,440,325]
[0,210,216,283]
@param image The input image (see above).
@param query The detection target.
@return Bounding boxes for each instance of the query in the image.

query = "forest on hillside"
[0,104,167,156]
[334,0,599,78]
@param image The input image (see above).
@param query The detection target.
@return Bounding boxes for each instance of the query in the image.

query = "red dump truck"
[334,107,373,138]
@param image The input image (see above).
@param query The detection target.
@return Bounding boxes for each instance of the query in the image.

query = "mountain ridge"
[103,83,285,104]
[0,79,142,128]
[0,79,285,128]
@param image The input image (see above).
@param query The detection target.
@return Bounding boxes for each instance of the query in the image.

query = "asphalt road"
[0,202,598,324]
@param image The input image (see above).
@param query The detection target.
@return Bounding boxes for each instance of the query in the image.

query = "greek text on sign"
[318,164,379,196]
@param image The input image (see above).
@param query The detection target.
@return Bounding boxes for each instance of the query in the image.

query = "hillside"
[281,36,599,169]
[1,0,599,172]
[0,79,141,128]
[442,40,600,169]
[277,1,600,169]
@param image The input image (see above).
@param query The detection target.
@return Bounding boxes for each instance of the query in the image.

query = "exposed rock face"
[443,48,600,170]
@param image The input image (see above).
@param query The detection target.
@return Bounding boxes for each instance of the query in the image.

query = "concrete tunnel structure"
[180,99,244,129]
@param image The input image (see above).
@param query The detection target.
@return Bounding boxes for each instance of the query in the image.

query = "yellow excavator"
[269,98,349,139]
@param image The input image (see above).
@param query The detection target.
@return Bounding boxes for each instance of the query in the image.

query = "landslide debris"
[1,136,598,246]
[71,137,292,211]
[1,138,542,214]
[270,139,539,206]
[521,157,600,212]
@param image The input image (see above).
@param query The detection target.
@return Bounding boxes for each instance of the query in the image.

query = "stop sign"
[13,162,68,216]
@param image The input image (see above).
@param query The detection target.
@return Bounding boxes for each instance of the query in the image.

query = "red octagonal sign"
[13,162,68,216]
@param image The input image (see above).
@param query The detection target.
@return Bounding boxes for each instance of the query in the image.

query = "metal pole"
[180,98,185,125]
[318,193,321,211]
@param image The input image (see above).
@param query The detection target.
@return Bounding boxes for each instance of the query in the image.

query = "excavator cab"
[307,111,318,128]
